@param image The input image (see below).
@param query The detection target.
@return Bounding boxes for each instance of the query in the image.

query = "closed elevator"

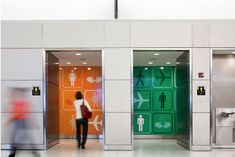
[212,50,235,148]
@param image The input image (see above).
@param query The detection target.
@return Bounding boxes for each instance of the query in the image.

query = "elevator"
[132,50,191,149]
[212,49,235,149]
[45,50,103,148]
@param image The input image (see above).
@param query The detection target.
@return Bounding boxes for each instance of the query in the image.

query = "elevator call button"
[32,87,40,96]
[197,86,205,95]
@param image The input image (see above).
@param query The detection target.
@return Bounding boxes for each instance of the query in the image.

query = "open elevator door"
[176,51,191,149]
[45,51,60,148]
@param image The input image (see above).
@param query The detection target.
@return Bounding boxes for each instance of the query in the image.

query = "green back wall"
[133,66,178,135]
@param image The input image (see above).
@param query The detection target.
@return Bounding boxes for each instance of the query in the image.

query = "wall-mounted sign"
[197,86,205,95]
[32,87,40,96]
[198,72,204,78]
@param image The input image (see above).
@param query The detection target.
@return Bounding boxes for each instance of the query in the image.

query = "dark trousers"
[76,118,88,146]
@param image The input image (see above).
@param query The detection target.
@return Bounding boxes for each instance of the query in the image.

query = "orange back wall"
[59,66,102,136]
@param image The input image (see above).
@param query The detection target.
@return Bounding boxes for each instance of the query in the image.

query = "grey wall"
[1,20,235,150]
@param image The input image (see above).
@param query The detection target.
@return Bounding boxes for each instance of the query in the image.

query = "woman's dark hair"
[75,91,83,100]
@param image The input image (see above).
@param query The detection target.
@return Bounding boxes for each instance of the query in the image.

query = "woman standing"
[73,91,92,149]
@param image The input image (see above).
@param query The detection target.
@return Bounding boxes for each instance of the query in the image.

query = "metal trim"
[130,49,134,150]
[189,48,193,150]
[101,49,105,150]
[104,145,132,151]
[42,50,47,149]
[134,135,176,139]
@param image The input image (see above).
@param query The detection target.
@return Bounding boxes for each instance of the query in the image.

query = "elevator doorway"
[212,49,235,148]
[132,50,191,149]
[45,50,103,149]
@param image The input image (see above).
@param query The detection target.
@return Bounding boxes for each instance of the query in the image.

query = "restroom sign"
[197,86,205,96]
[32,87,40,96]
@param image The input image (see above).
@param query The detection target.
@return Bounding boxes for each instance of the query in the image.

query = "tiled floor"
[1,139,235,157]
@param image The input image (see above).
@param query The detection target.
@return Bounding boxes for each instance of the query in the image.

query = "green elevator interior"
[133,50,190,138]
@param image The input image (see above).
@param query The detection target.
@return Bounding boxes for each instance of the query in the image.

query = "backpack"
[80,100,92,119]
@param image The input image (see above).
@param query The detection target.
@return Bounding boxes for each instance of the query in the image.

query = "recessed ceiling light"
[232,52,235,54]
[82,62,87,65]
[59,67,63,70]
[160,67,164,70]
[55,62,59,65]
[166,62,171,65]
[148,61,153,65]
[73,67,77,70]
[75,53,81,56]
[87,67,91,71]
[176,62,181,65]
[153,53,159,56]
[66,62,71,65]
[144,67,148,70]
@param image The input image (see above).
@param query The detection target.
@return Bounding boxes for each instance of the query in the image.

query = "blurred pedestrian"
[6,87,40,157]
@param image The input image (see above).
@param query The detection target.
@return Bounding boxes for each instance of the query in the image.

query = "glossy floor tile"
[1,139,235,157]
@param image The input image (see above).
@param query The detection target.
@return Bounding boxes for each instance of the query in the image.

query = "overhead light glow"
[73,67,77,70]
[55,62,59,65]
[166,62,171,65]
[66,62,71,65]
[82,62,87,65]
[232,52,235,54]
[153,53,159,56]
[144,67,148,70]
[148,61,153,65]
[59,67,63,70]
[176,62,181,65]
[87,67,91,71]
[160,67,164,70]
[75,53,82,56]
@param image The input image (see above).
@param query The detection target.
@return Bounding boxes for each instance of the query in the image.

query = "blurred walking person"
[6,87,40,157]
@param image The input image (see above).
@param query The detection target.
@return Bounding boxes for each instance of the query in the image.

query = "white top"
[73,99,92,119]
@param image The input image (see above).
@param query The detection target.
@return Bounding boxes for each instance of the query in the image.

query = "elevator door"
[46,52,59,148]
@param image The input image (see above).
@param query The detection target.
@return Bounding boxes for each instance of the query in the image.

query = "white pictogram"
[68,70,77,87]
[137,115,144,132]
[134,92,149,109]
[90,92,101,108]
[68,115,76,131]
[89,115,102,131]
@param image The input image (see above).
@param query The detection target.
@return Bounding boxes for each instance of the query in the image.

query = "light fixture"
[148,61,153,65]
[232,52,235,54]
[59,67,63,70]
[87,67,91,71]
[160,67,164,70]
[176,62,181,65]
[82,62,87,65]
[55,62,59,65]
[144,67,148,70]
[66,62,71,65]
[153,53,159,56]
[73,67,77,70]
[166,62,171,65]
[75,53,82,56]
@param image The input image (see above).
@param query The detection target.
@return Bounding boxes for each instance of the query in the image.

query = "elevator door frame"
[210,48,235,149]
[131,48,192,150]
[43,49,105,149]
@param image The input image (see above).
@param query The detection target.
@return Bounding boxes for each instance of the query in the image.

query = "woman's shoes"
[81,145,85,149]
